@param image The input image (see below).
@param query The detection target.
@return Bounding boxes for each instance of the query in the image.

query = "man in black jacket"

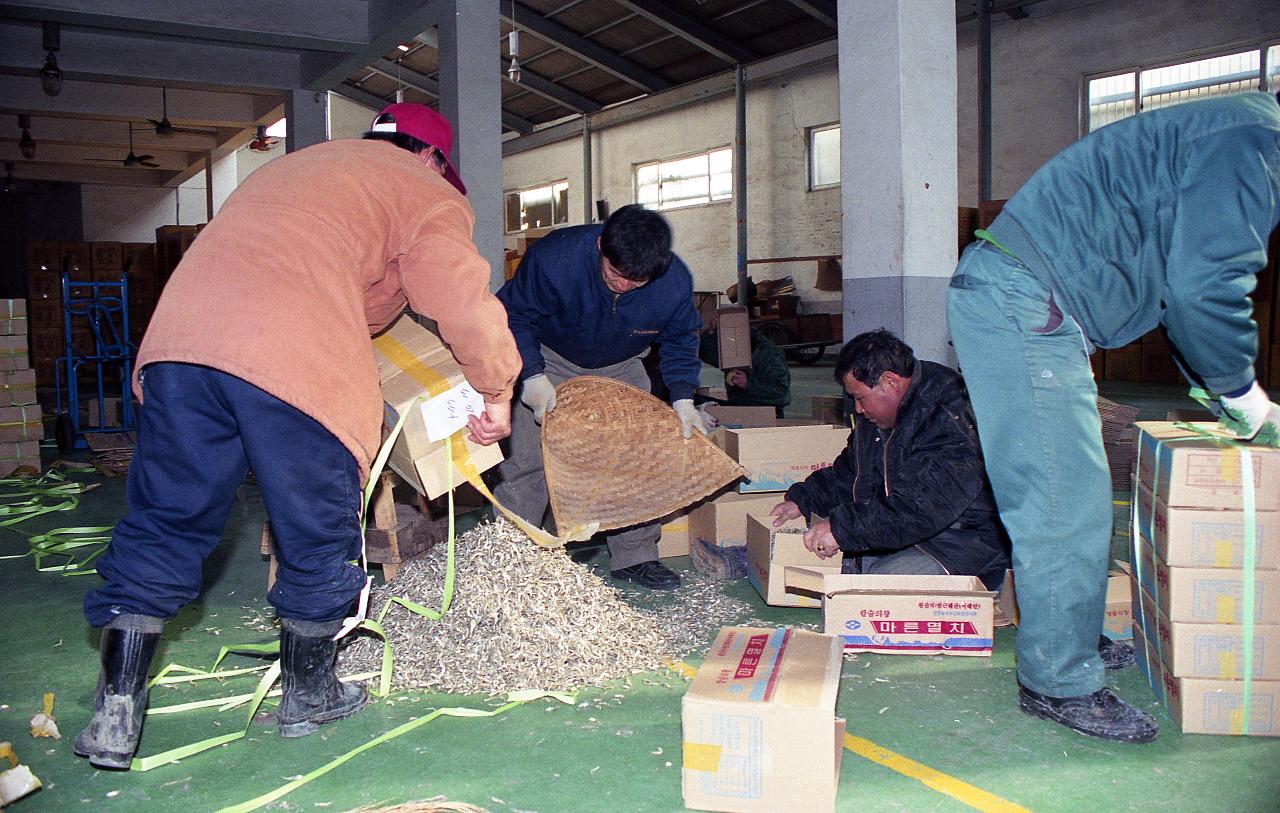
[769,330,1008,587]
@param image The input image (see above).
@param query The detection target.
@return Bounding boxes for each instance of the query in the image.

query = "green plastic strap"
[1239,446,1256,735]
[973,228,1019,261]
[214,690,575,813]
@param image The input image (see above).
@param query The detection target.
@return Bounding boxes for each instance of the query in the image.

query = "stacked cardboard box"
[0,300,41,475]
[1130,421,1279,736]
[718,424,849,493]
[1097,395,1140,493]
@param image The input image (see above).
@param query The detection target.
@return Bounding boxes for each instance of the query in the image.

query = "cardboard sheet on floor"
[682,626,844,812]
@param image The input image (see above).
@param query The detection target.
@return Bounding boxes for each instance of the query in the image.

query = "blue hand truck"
[53,270,138,452]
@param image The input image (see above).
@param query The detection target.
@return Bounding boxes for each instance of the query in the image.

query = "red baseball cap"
[370,103,466,195]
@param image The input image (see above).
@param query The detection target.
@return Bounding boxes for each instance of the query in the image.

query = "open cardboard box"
[745,516,836,608]
[373,314,504,499]
[723,425,849,493]
[784,569,995,656]
[689,489,783,549]
[682,626,844,812]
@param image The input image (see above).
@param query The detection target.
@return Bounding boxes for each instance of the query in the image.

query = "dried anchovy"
[338,518,753,695]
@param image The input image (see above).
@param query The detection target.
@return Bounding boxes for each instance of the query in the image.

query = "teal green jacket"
[989,92,1280,394]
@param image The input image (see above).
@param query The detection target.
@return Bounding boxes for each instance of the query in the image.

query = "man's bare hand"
[467,400,511,445]
[803,519,839,559]
[770,500,802,526]
[727,369,748,389]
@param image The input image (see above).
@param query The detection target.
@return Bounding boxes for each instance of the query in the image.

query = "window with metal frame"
[808,123,840,190]
[504,181,569,234]
[635,147,732,211]
[1084,42,1279,134]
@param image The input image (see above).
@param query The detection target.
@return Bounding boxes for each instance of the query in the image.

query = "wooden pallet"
[260,470,447,586]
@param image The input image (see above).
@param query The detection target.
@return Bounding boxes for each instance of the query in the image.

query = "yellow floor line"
[843,733,1031,813]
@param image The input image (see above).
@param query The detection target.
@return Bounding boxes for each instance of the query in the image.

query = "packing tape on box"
[681,742,723,772]
[372,332,588,548]
[1135,422,1259,734]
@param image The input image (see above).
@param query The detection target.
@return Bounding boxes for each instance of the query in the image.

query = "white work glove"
[1220,381,1280,447]
[673,398,708,439]
[696,403,720,431]
[520,374,557,424]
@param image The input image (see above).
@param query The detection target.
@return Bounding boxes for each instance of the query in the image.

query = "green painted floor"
[2,372,1278,812]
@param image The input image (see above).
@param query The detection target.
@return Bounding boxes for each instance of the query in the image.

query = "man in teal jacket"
[948,91,1280,743]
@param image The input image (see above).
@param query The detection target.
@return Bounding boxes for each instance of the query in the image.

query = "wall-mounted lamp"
[39,22,62,96]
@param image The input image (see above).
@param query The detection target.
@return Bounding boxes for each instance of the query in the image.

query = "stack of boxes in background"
[23,230,186,430]
[1130,421,1280,737]
[1098,395,1141,493]
[0,300,41,474]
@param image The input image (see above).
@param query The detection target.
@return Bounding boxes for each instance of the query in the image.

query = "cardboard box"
[1134,479,1279,570]
[0,405,42,442]
[1133,580,1280,680]
[688,490,781,548]
[705,404,775,429]
[696,386,729,401]
[682,626,844,813]
[0,369,37,407]
[83,397,122,429]
[657,511,692,559]
[745,516,835,608]
[808,394,845,426]
[0,335,28,372]
[716,307,751,370]
[0,440,40,477]
[723,425,849,493]
[1104,570,1134,640]
[373,315,504,499]
[91,242,123,272]
[784,569,995,656]
[1132,533,1280,624]
[0,300,27,337]
[1136,421,1280,511]
[1134,624,1279,736]
[60,242,92,281]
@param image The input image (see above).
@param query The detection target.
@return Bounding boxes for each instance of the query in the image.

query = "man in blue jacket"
[495,205,706,589]
[948,91,1280,743]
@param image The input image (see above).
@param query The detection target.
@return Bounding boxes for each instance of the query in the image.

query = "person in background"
[947,90,1280,744]
[697,311,792,418]
[75,103,521,770]
[770,330,1008,589]
[495,205,706,591]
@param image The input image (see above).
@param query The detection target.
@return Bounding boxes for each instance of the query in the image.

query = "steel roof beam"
[505,1,670,92]
[786,0,837,28]
[612,0,755,65]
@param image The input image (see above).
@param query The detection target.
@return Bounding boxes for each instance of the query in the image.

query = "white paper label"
[421,382,485,442]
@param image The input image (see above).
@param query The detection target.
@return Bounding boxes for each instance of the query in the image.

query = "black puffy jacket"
[785,360,1008,589]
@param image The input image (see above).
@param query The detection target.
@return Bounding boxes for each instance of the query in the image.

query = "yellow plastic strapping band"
[372,333,569,548]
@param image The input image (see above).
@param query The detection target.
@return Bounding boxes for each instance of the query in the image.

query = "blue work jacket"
[496,224,704,402]
[989,91,1280,394]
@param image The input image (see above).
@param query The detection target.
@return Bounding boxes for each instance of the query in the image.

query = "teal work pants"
[947,242,1110,698]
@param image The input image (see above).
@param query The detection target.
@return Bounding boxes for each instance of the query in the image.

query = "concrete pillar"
[437,1,504,290]
[838,0,958,366]
[285,89,328,152]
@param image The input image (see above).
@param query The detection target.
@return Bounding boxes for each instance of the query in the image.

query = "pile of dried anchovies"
[337,518,752,695]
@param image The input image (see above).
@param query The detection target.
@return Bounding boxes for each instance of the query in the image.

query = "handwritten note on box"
[421,382,485,442]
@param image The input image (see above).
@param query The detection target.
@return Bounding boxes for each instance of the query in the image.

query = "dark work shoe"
[1099,634,1136,670]
[1018,684,1157,743]
[74,621,163,770]
[611,560,681,590]
[277,625,368,738]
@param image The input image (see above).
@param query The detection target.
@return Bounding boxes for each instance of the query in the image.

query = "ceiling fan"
[148,87,210,137]
[87,124,159,168]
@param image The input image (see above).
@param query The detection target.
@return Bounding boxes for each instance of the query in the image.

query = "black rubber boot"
[277,619,368,738]
[1018,684,1158,743]
[73,615,163,770]
[1099,634,1136,670]
[611,560,681,590]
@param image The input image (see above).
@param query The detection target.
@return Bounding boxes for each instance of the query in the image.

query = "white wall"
[81,150,237,242]
[502,63,843,311]
[957,0,1277,202]
[502,0,1276,309]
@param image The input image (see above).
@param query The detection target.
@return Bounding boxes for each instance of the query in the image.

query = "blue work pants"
[947,243,1111,698]
[84,363,365,627]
